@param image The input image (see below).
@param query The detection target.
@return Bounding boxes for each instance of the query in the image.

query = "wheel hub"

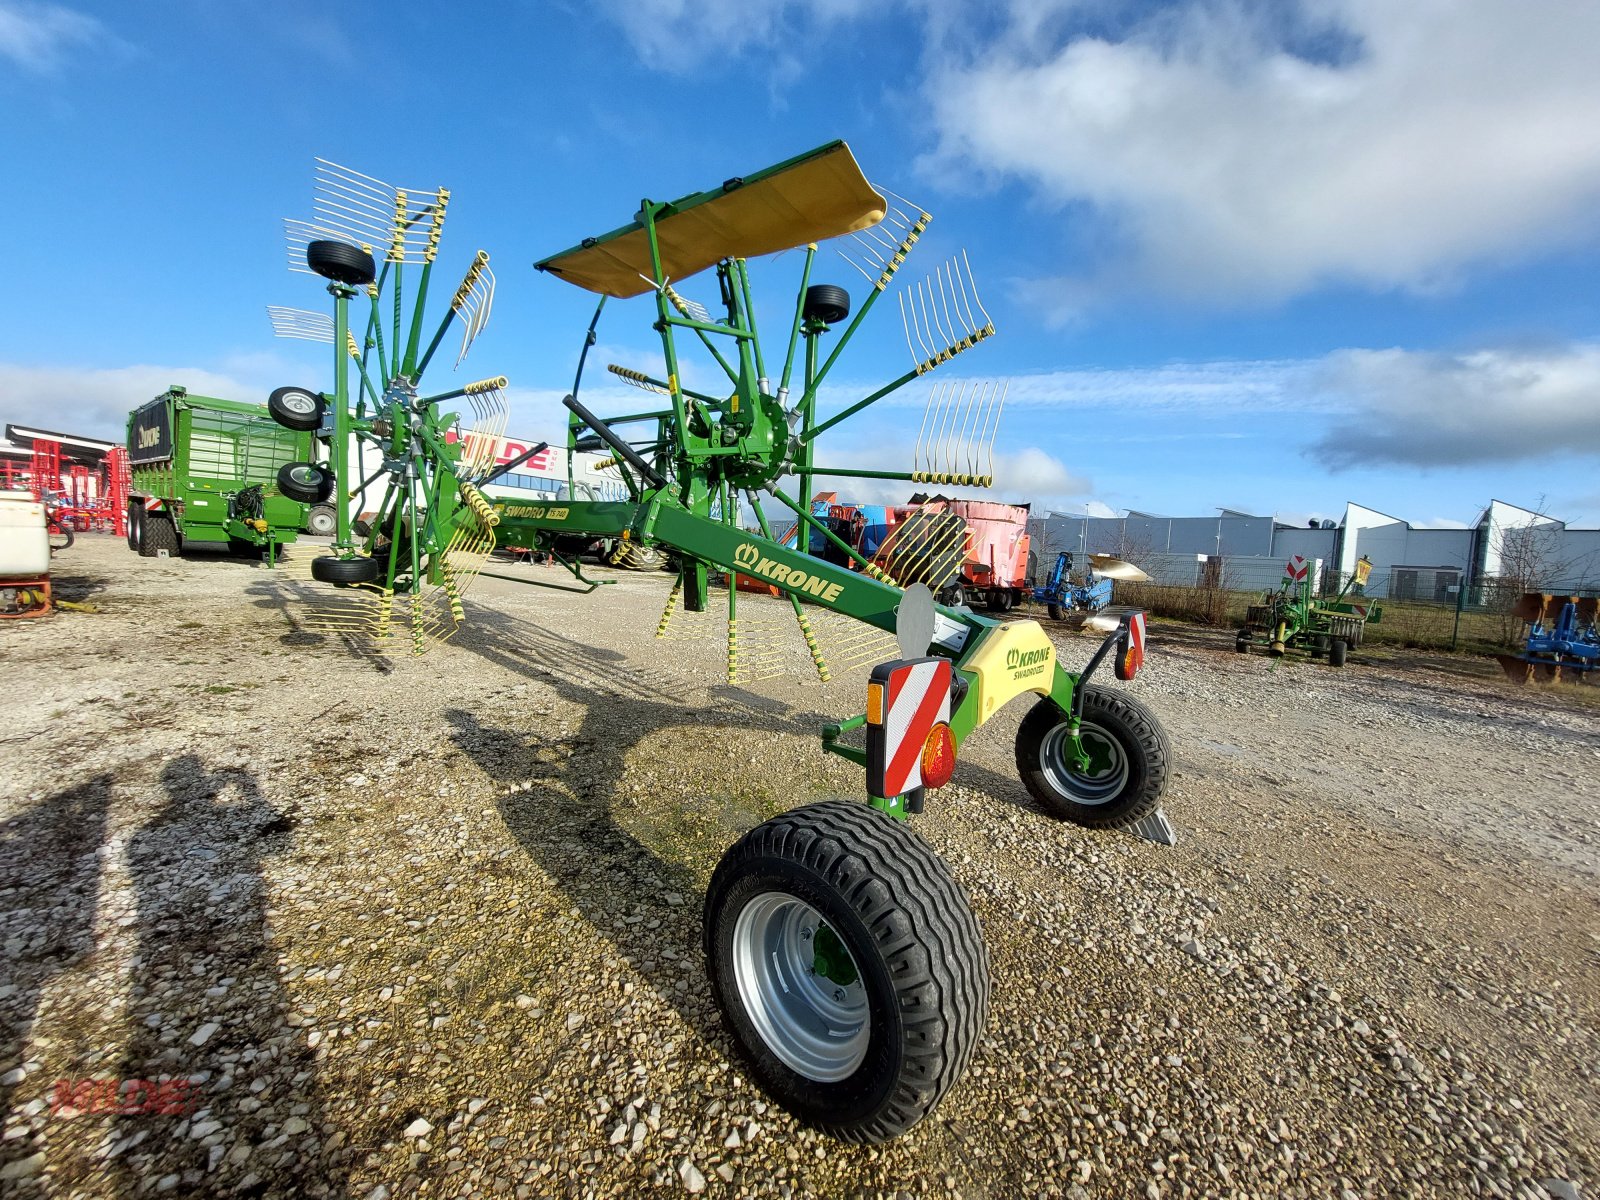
[1039,720,1129,806]
[811,924,859,987]
[732,892,868,1082]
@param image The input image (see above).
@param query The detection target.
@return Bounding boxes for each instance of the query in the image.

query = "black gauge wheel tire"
[310,555,380,585]
[268,386,326,432]
[803,284,851,326]
[1016,687,1170,828]
[305,504,338,537]
[306,240,377,286]
[277,462,335,504]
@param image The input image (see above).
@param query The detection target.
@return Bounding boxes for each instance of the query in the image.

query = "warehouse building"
[1029,500,1600,599]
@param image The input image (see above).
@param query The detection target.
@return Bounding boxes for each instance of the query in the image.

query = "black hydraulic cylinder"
[478,442,550,487]
[561,394,668,488]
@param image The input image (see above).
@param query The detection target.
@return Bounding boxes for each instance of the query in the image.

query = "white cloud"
[924,1,1600,315]
[1308,342,1600,467]
[991,445,1090,503]
[590,0,875,69]
[810,436,1091,510]
[0,362,271,442]
[999,359,1305,412]
[828,340,1600,473]
[0,1,103,71]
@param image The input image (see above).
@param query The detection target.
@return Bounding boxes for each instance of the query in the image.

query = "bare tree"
[1486,498,1573,644]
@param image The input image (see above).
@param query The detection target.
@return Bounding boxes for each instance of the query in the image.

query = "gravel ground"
[2,533,1597,1200]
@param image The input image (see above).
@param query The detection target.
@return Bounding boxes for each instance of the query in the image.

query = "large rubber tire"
[705,801,989,1144]
[140,512,180,558]
[305,239,376,286]
[1234,630,1251,653]
[268,386,326,432]
[802,284,850,326]
[1047,602,1064,622]
[986,589,1013,613]
[1328,638,1348,668]
[310,555,380,585]
[126,504,142,552]
[277,462,334,504]
[1016,686,1170,828]
[305,504,337,537]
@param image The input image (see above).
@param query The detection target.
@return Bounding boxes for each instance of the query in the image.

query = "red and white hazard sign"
[1284,555,1308,583]
[1115,610,1147,681]
[865,657,953,799]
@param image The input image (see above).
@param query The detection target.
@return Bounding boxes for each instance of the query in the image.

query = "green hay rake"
[267,161,512,649]
[1235,554,1381,666]
[273,143,1173,1143]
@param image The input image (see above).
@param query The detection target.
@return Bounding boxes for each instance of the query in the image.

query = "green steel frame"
[305,144,1136,817]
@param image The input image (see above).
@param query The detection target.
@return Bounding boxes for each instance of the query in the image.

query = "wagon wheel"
[704,801,988,1143]
[277,462,334,505]
[267,386,326,432]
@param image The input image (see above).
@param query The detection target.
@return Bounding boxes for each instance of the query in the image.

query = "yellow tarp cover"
[537,142,885,299]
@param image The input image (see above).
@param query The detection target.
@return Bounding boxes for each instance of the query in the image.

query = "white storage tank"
[0,489,49,577]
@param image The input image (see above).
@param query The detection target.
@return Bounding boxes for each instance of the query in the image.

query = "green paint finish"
[126,386,310,554]
[283,147,1135,820]
[811,925,859,986]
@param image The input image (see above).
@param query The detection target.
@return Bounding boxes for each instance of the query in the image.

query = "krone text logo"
[1006,647,1051,673]
[733,542,844,603]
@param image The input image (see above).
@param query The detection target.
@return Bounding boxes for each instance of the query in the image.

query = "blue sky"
[3,0,1599,528]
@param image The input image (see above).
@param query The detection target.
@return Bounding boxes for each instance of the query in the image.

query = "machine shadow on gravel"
[442,608,863,1050]
[460,604,1048,816]
[443,607,1055,1048]
[0,776,112,1157]
[245,577,394,674]
[113,755,347,1199]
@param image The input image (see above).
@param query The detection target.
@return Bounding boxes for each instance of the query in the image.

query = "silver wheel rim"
[309,510,335,535]
[731,892,869,1081]
[282,392,317,415]
[1040,719,1129,806]
[290,466,321,485]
